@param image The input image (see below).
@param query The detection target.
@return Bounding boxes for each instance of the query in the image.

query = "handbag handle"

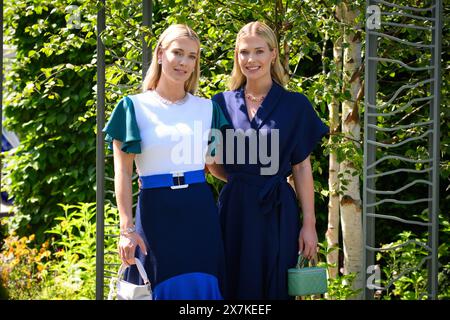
[108,259,151,300]
[296,253,317,269]
[118,259,151,285]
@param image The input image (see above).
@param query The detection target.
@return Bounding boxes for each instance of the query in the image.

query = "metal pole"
[142,0,153,80]
[428,0,441,300]
[96,0,106,300]
[1,0,3,150]
[363,0,378,300]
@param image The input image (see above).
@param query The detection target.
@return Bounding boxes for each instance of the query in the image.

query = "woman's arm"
[291,155,318,260]
[113,140,147,265]
[113,140,135,230]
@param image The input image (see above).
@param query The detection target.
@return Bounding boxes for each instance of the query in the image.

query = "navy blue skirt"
[125,182,224,300]
[218,172,300,300]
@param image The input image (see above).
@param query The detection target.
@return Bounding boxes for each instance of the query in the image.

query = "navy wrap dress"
[212,81,329,300]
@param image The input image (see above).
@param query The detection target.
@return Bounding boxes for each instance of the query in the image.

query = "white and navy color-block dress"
[103,91,228,300]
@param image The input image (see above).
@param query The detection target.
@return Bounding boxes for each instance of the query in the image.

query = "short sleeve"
[208,100,231,157]
[291,94,329,165]
[211,100,230,131]
[103,96,141,154]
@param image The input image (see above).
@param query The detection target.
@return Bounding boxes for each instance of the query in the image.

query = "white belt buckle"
[170,172,189,189]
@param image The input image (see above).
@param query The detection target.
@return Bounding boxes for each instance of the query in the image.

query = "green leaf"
[56,113,67,125]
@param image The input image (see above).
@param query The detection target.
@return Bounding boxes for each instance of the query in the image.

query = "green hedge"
[3,1,98,242]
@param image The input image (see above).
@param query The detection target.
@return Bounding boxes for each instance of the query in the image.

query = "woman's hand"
[118,232,147,266]
[205,162,228,182]
[298,223,318,260]
[292,156,318,260]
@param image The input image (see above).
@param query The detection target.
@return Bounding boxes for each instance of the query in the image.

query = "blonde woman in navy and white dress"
[103,24,228,300]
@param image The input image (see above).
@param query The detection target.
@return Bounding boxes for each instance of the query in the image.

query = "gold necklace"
[245,91,265,103]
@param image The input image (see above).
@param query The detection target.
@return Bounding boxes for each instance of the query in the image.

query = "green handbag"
[288,254,328,296]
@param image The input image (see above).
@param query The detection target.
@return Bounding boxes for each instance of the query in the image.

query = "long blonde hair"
[229,21,289,90]
[142,24,201,94]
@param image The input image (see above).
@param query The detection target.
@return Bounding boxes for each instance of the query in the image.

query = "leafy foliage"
[0,202,119,299]
[376,216,450,300]
[0,233,51,299]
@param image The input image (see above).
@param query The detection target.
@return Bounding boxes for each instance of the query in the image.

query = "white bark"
[339,2,364,299]
[326,35,342,282]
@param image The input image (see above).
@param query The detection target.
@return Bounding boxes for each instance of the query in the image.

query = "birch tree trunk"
[326,34,342,282]
[339,2,364,299]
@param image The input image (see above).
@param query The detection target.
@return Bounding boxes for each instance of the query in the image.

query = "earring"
[158,59,162,64]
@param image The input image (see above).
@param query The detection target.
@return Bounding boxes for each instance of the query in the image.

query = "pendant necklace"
[245,91,265,103]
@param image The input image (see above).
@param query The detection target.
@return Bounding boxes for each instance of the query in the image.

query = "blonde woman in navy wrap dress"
[210,22,329,300]
[103,24,228,300]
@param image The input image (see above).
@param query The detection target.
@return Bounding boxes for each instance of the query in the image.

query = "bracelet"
[120,226,136,236]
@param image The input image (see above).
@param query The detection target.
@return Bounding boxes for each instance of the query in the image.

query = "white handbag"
[108,259,153,300]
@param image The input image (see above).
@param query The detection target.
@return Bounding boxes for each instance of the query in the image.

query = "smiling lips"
[245,66,261,72]
[174,67,187,74]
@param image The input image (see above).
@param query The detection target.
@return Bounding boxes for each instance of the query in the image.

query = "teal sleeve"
[211,100,230,131]
[103,96,141,154]
[209,101,231,157]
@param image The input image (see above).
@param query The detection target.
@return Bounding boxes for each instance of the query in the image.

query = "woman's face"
[159,37,198,85]
[237,35,275,83]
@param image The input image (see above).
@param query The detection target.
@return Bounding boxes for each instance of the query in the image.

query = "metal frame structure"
[95,0,106,300]
[363,0,442,300]
[1,0,3,162]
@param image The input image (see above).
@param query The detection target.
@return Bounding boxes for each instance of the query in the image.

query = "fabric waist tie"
[228,172,288,215]
[139,169,206,190]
